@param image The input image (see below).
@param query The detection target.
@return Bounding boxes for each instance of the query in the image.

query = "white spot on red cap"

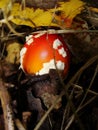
[56,61,65,70]
[58,47,67,57]
[53,39,62,49]
[36,59,65,75]
[20,47,27,70]
[26,38,33,45]
[53,39,67,58]
[26,35,33,42]
[26,33,46,46]
[26,35,33,45]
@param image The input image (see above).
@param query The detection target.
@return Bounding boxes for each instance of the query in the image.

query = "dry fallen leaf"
[5,41,23,64]
[0,0,11,9]
[3,0,85,28]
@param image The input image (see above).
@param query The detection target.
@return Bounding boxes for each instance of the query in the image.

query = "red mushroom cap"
[20,32,70,77]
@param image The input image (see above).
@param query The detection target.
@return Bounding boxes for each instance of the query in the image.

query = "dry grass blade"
[60,100,72,130]
[33,55,98,130]
[62,56,98,130]
[63,94,97,130]
[64,115,75,130]
[67,55,98,90]
[15,119,26,130]
[34,95,61,130]
[77,63,98,111]
[72,84,98,96]
[32,29,98,35]
[78,95,97,112]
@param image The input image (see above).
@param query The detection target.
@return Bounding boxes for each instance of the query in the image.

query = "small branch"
[0,79,15,130]
[2,9,23,36]
[32,29,98,35]
[15,119,26,130]
[72,84,98,96]
[34,96,61,130]
[64,115,75,130]
[77,63,98,111]
[60,103,71,130]
[77,95,97,112]
[63,94,97,130]
[34,55,98,130]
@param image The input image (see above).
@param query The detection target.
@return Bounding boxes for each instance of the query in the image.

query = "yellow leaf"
[8,0,85,28]
[10,3,56,27]
[5,42,23,64]
[0,0,11,9]
[50,0,85,27]
[56,0,84,19]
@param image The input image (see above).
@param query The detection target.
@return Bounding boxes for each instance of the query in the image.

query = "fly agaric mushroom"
[20,32,70,77]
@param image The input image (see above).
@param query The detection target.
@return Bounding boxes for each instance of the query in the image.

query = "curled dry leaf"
[41,93,62,109]
[22,111,31,123]
[5,41,23,64]
[87,7,98,27]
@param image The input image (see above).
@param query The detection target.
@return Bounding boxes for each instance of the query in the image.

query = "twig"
[60,103,71,130]
[77,63,98,111]
[34,55,98,130]
[32,29,98,35]
[2,9,23,36]
[72,84,98,96]
[0,79,15,130]
[64,115,75,130]
[15,119,26,130]
[63,94,97,130]
[34,96,61,130]
[67,55,98,90]
[63,56,98,130]
[78,95,97,112]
